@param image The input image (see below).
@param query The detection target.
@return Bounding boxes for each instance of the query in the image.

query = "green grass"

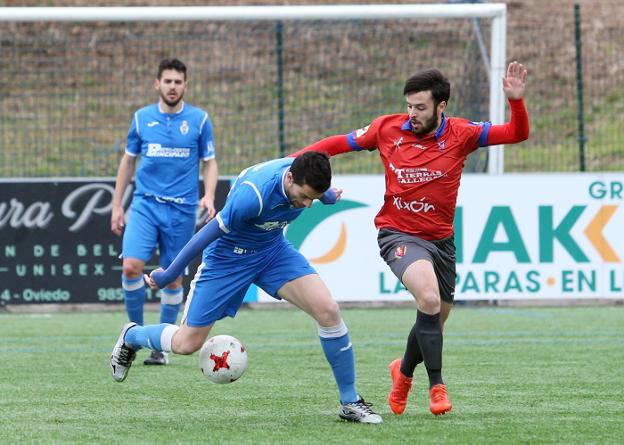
[1,306,622,444]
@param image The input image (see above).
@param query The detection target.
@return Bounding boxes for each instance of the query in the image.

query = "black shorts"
[377,228,456,303]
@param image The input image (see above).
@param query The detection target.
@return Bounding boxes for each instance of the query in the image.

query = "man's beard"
[161,91,184,108]
[411,113,438,135]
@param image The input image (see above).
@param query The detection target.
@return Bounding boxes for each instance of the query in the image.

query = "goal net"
[0,4,506,177]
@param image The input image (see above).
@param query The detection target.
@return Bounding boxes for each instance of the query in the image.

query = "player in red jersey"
[290,61,529,416]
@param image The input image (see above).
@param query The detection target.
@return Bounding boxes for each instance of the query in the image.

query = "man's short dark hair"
[290,152,331,193]
[403,69,450,108]
[157,58,187,80]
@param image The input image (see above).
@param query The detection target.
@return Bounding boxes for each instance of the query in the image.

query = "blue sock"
[160,287,183,324]
[160,304,181,324]
[319,321,358,404]
[125,323,169,351]
[122,275,146,325]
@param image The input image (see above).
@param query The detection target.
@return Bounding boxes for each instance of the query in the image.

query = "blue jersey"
[214,158,303,251]
[125,102,215,207]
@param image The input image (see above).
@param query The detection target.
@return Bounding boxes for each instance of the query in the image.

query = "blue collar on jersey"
[401,113,447,140]
[280,168,290,203]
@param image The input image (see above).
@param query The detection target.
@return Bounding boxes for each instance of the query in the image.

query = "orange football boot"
[387,359,412,415]
[429,383,452,415]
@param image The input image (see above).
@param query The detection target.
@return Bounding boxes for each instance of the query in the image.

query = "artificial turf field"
[1,305,622,444]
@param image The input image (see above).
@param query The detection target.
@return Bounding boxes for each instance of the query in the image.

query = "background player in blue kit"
[111,58,218,366]
[109,152,382,424]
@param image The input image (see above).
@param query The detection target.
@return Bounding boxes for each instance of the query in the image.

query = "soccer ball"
[198,335,248,384]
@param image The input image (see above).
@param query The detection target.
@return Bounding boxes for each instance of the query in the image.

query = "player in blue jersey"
[109,152,382,424]
[111,58,218,366]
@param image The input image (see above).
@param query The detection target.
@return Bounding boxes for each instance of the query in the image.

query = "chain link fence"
[0,1,621,176]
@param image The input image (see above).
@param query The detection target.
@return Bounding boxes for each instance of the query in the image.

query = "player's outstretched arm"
[288,135,354,158]
[144,218,225,289]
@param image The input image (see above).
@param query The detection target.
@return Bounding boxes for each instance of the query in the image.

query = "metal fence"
[0,2,622,177]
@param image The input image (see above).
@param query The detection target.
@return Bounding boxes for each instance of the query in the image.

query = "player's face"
[406,90,446,135]
[286,174,324,208]
[156,69,187,109]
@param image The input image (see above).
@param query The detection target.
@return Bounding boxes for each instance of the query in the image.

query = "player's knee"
[315,299,341,325]
[122,261,143,278]
[418,290,441,313]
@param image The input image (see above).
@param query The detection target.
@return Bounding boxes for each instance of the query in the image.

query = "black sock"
[414,310,444,388]
[400,322,423,378]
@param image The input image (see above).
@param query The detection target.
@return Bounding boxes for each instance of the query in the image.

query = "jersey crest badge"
[180,120,189,135]
[394,245,407,259]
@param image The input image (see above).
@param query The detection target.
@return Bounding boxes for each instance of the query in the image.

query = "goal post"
[0,4,507,176]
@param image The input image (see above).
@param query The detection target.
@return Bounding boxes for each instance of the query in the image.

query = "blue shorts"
[122,195,196,269]
[182,240,316,327]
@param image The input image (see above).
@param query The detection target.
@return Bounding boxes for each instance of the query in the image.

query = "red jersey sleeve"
[347,116,385,151]
[288,116,383,158]
[288,135,352,158]
[486,98,530,145]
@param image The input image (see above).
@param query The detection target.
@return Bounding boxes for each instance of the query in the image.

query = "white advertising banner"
[255,173,623,302]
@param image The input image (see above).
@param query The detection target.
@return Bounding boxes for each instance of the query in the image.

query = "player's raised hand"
[502,61,527,100]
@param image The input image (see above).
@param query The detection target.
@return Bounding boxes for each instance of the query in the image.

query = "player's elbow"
[509,123,529,143]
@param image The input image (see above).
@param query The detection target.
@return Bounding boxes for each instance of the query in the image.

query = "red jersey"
[347,114,489,240]
[290,99,529,240]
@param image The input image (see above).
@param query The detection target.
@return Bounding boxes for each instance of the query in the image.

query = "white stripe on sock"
[160,325,180,353]
[122,278,145,291]
[161,288,183,305]
[317,319,348,338]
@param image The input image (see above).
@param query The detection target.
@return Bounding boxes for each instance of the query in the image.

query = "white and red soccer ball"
[198,335,248,384]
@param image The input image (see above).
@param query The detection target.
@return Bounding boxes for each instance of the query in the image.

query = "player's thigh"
[159,206,196,268]
[277,274,341,326]
[378,229,445,307]
[182,256,256,328]
[172,322,214,355]
[122,197,159,262]
[431,236,457,305]
[256,242,316,297]
[402,259,441,303]
[261,244,340,325]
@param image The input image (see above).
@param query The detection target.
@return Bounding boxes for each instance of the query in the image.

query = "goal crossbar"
[1,5,506,22]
